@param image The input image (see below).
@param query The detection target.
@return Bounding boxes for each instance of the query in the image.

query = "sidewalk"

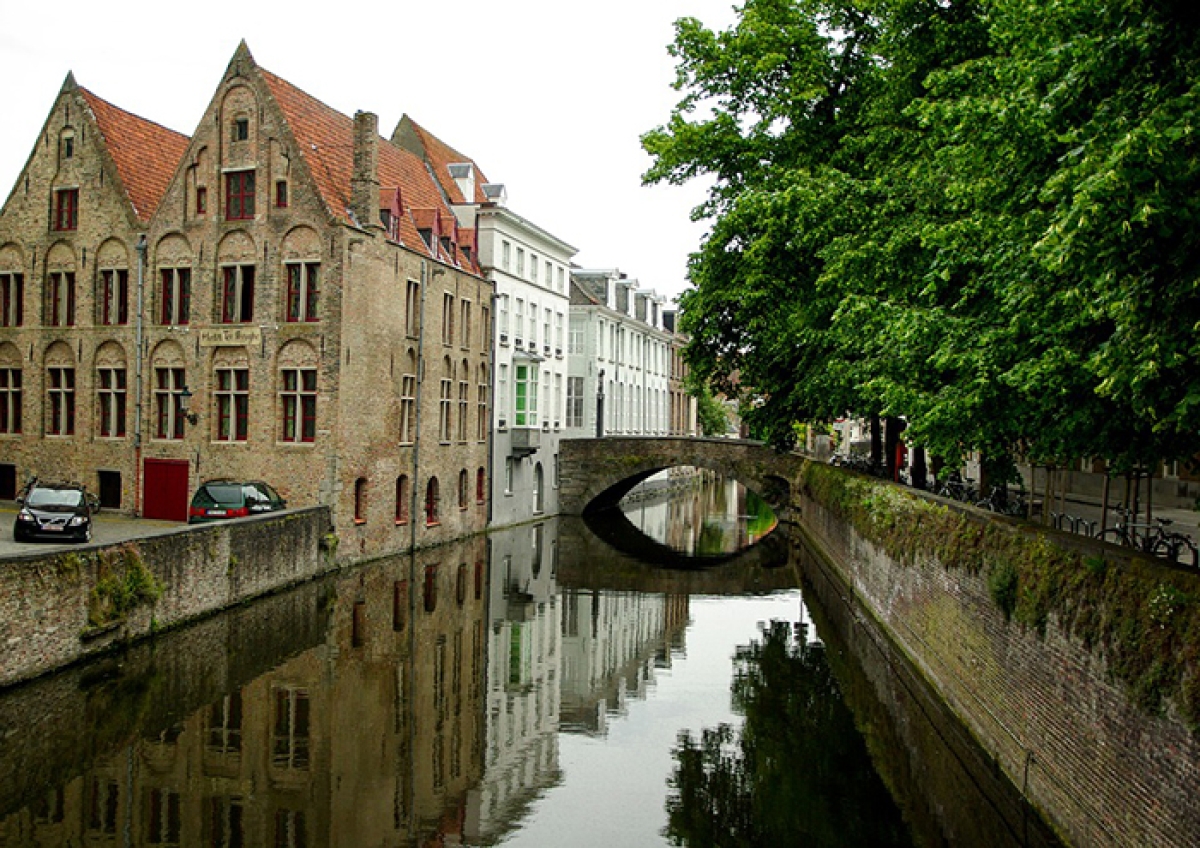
[1051,492,1199,546]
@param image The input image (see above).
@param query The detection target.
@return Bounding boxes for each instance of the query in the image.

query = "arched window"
[423,564,437,613]
[354,477,367,524]
[476,468,486,504]
[533,463,544,514]
[425,477,440,525]
[395,475,410,524]
[458,469,468,510]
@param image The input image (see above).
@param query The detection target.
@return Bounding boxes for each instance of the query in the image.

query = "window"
[460,300,471,348]
[567,376,584,429]
[274,810,306,848]
[458,469,468,510]
[514,363,538,426]
[477,366,488,442]
[569,324,583,355]
[528,302,538,348]
[215,368,249,441]
[442,293,454,345]
[47,367,75,435]
[557,266,565,292]
[285,262,319,322]
[545,260,552,287]
[554,373,563,428]
[516,247,525,276]
[555,311,564,354]
[272,687,311,770]
[275,180,288,208]
[220,265,255,323]
[497,364,508,426]
[476,468,486,503]
[543,308,551,353]
[425,477,440,525]
[97,368,126,437]
[45,271,75,326]
[280,368,317,443]
[530,254,538,282]
[533,463,544,514]
[498,294,509,341]
[504,457,513,495]
[53,188,78,231]
[458,376,468,443]
[481,304,490,348]
[196,186,207,215]
[514,299,524,346]
[61,132,74,160]
[159,268,190,325]
[395,475,410,524]
[232,118,250,141]
[208,797,244,847]
[98,269,128,325]
[0,273,23,327]
[0,369,22,433]
[399,369,416,444]
[501,240,511,270]
[225,170,255,220]
[354,478,367,524]
[146,788,180,846]
[439,375,452,443]
[153,367,185,439]
[207,693,242,753]
[405,280,420,337]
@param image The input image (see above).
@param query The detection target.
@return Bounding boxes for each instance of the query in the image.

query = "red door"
[143,458,190,521]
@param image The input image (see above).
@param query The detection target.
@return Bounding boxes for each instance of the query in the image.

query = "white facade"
[458,185,576,527]
[566,269,672,439]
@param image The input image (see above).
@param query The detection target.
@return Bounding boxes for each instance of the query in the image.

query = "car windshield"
[26,488,84,508]
[194,484,244,507]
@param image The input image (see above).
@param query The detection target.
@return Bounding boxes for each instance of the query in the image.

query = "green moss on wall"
[87,544,162,629]
[799,461,1200,731]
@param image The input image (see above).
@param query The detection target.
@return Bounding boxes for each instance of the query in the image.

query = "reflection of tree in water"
[664,621,912,847]
[696,521,728,556]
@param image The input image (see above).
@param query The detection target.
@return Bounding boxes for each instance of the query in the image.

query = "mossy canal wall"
[792,462,1200,847]
[0,507,333,688]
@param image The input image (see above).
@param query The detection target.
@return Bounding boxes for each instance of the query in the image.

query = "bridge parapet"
[559,436,800,516]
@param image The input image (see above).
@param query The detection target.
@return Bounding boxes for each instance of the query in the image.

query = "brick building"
[0,43,492,559]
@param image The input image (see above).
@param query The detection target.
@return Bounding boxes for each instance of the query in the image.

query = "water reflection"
[0,513,1058,847]
[619,468,777,557]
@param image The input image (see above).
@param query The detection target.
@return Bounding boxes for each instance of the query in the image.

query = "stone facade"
[0,44,492,560]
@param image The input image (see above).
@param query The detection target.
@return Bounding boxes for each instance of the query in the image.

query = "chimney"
[351,111,380,228]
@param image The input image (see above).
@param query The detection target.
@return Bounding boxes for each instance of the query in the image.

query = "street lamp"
[179,385,199,426]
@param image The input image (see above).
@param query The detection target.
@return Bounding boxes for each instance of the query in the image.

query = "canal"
[0,470,1060,846]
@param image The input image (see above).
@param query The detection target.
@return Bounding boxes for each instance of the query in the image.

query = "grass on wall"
[799,461,1200,731]
[85,544,162,629]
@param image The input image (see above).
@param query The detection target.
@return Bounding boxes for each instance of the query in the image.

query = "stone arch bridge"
[558,436,804,517]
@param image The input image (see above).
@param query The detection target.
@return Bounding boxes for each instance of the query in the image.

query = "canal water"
[0,470,1060,846]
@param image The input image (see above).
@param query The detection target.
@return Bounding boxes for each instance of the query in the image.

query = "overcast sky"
[0,0,739,303]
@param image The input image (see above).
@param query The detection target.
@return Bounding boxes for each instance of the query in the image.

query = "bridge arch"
[558,436,799,517]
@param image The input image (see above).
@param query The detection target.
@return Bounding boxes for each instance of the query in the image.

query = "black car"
[188,479,287,523]
[14,482,98,543]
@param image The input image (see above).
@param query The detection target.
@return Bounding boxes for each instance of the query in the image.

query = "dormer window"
[232,118,249,141]
[275,180,288,208]
[60,130,75,160]
[418,228,433,250]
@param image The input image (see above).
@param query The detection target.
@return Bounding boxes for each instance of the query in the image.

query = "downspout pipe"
[133,234,147,516]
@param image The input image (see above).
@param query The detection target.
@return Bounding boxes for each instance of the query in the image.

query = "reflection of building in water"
[621,468,751,556]
[0,539,488,847]
[465,520,563,845]
[559,589,689,735]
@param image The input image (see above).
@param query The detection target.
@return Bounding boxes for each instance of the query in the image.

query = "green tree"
[691,379,731,436]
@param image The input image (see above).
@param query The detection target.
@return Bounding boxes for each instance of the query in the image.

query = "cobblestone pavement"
[0,502,184,558]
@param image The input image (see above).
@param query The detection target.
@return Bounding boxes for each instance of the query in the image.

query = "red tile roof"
[78,87,190,223]
[257,67,478,273]
[400,116,490,204]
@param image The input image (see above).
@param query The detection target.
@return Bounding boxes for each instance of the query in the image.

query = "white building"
[393,116,575,527]
[566,269,672,439]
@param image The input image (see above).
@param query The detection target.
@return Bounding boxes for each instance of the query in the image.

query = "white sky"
[0,0,738,303]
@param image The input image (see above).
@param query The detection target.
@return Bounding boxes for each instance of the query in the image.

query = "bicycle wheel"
[1152,537,1183,564]
[1159,536,1199,568]
[1099,528,1128,547]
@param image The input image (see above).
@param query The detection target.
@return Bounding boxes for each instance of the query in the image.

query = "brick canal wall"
[793,465,1200,847]
[0,507,333,687]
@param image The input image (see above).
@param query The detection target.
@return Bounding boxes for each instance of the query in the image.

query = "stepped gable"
[78,86,190,223]
[399,116,491,204]
[258,66,477,272]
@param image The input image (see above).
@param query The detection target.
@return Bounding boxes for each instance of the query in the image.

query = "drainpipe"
[133,234,147,516]
[486,289,498,526]
[596,368,605,438]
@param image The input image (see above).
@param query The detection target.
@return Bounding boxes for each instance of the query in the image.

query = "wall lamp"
[179,386,200,426]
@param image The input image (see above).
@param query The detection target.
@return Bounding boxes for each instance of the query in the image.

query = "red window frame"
[225,171,255,221]
[53,188,78,231]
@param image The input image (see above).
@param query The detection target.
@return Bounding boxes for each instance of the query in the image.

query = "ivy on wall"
[798,461,1200,730]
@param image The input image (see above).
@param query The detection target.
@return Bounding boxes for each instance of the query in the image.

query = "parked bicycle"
[975,485,1029,518]
[935,471,978,504]
[1100,505,1198,568]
